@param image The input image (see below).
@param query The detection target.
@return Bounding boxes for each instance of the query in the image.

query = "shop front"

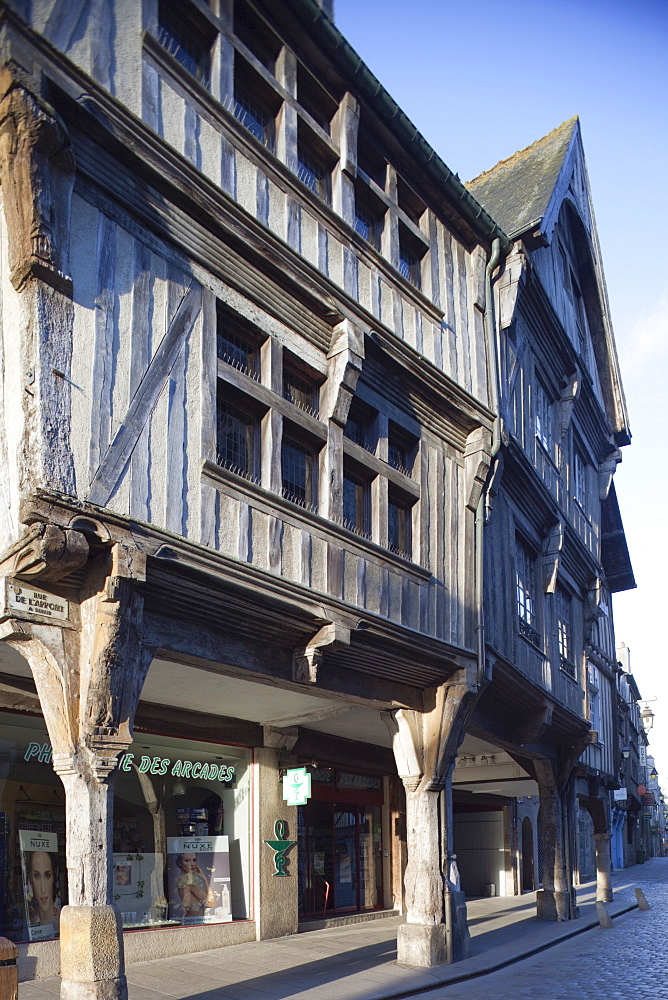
[0,711,253,947]
[297,766,385,918]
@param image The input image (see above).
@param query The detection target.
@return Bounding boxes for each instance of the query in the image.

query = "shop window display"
[0,712,252,940]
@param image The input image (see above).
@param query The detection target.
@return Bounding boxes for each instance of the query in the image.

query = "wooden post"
[0,937,18,1000]
[593,832,613,903]
[1,521,150,1000]
[535,760,575,920]
[384,669,476,966]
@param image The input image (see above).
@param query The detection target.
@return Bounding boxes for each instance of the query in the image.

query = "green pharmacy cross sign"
[282,766,311,806]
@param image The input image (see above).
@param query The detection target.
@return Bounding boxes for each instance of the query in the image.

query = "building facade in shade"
[460,117,635,912]
[0,1,633,995]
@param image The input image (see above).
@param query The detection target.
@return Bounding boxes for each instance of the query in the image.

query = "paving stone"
[17,860,668,1000]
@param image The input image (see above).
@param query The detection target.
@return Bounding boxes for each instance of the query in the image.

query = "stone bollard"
[0,936,18,1000]
[595,901,613,928]
[634,887,651,911]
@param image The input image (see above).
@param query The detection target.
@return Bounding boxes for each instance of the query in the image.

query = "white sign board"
[282,767,311,806]
[6,581,69,622]
[613,788,627,802]
[639,746,647,767]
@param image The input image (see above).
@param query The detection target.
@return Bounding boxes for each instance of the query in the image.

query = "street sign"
[282,766,311,806]
[6,580,69,622]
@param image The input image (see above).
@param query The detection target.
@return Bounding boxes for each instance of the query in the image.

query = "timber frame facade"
[0,1,633,995]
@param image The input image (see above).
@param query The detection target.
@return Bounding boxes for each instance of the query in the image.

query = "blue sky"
[335,0,668,777]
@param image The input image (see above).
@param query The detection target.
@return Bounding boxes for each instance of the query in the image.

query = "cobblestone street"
[406,858,668,1000]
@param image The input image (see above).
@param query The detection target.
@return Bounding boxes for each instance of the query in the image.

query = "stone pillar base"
[397,923,447,967]
[60,905,127,1000]
[536,888,577,921]
[61,978,128,1000]
[596,886,613,903]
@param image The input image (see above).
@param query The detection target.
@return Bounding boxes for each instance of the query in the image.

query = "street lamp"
[650,767,658,782]
[641,706,655,732]
[621,746,631,759]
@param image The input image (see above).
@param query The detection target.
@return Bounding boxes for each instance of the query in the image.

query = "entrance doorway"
[521,816,534,891]
[298,797,383,917]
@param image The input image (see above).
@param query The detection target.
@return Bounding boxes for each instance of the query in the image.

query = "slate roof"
[467,117,579,239]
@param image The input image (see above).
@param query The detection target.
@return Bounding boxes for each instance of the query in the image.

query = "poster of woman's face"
[19,830,61,941]
[167,836,232,925]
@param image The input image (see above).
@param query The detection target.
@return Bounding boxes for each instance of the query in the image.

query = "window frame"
[516,539,540,647]
[555,586,576,679]
[534,378,553,456]
[387,486,413,560]
[342,463,372,540]
[281,431,319,511]
[216,388,262,483]
[156,0,216,89]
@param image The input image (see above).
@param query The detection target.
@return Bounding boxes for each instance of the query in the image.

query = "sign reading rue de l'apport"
[6,580,69,622]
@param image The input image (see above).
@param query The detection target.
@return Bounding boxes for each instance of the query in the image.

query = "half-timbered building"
[0,2,633,996]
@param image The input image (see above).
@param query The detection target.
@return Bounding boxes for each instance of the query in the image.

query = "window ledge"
[202,459,431,580]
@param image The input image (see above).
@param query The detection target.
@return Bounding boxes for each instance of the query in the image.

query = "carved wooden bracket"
[292,622,351,684]
[319,319,364,426]
[464,427,492,511]
[383,666,478,793]
[557,369,581,441]
[263,725,299,751]
[0,67,74,295]
[0,510,150,781]
[598,449,621,500]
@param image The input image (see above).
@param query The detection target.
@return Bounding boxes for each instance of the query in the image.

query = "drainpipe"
[475,238,503,686]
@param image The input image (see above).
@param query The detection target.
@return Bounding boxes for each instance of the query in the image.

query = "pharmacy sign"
[282,766,311,806]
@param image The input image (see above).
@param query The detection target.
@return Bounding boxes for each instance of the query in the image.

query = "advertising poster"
[19,830,61,942]
[112,852,165,927]
[167,835,232,925]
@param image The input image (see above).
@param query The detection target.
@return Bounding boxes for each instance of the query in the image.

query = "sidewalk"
[19,866,649,1000]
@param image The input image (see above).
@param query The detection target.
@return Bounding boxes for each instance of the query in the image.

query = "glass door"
[298,800,383,916]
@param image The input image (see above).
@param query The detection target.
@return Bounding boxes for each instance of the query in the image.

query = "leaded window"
[282,437,317,509]
[217,397,257,481]
[157,0,215,88]
[388,492,411,559]
[516,541,539,645]
[343,472,371,538]
[556,587,575,678]
[535,380,552,453]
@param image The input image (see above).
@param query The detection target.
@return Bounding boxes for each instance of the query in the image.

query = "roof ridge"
[467,115,579,187]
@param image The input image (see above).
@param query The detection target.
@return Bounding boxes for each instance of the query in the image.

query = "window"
[587,663,601,737]
[397,176,426,227]
[388,489,412,559]
[157,0,216,88]
[342,469,371,538]
[556,587,575,678]
[216,391,259,482]
[535,380,552,453]
[297,139,332,203]
[217,303,261,378]
[297,64,338,134]
[281,435,317,510]
[573,450,587,509]
[357,125,386,189]
[516,541,539,646]
[233,0,281,73]
[398,224,424,290]
[344,399,376,453]
[387,422,416,478]
[283,361,319,417]
[233,59,278,151]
